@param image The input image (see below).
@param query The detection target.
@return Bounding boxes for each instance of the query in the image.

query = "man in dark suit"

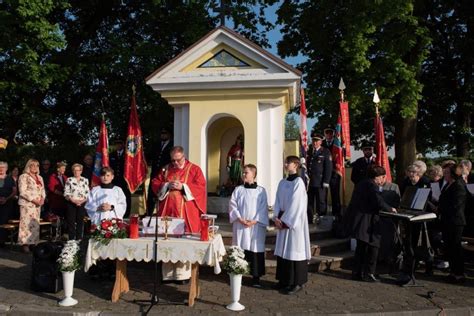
[109,139,131,218]
[350,165,396,282]
[307,134,333,223]
[146,128,173,215]
[322,126,342,218]
[351,144,375,185]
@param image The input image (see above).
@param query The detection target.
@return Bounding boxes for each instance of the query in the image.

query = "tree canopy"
[0,0,275,165]
[276,0,473,180]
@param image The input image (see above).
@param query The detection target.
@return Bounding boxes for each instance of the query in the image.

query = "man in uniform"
[307,134,332,223]
[151,146,207,282]
[109,139,131,218]
[146,128,173,215]
[322,126,342,218]
[350,144,375,185]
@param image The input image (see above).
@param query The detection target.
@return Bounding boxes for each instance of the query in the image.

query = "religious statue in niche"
[227,135,244,187]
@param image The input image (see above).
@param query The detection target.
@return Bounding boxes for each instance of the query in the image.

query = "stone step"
[263,250,354,273]
[311,238,351,256]
[217,222,334,246]
[309,251,355,272]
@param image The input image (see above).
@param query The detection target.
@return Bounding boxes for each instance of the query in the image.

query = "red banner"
[299,88,309,153]
[339,101,351,160]
[91,119,109,187]
[124,95,147,193]
[375,112,392,182]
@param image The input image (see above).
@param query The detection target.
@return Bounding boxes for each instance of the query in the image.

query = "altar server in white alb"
[229,164,269,288]
[273,155,311,295]
[85,167,127,224]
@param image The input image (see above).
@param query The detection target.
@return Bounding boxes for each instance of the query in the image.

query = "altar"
[85,235,226,305]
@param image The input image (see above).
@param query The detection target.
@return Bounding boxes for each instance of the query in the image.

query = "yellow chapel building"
[146,26,301,205]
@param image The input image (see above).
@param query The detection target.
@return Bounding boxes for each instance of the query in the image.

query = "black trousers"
[276,256,308,287]
[65,202,85,240]
[307,186,328,221]
[244,250,265,278]
[354,239,379,275]
[330,173,341,217]
[443,225,464,276]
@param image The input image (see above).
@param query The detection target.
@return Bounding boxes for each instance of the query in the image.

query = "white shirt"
[85,186,126,224]
[229,185,269,253]
[64,176,90,200]
[273,176,311,261]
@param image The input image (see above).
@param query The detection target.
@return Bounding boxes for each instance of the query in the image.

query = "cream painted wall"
[162,88,292,204]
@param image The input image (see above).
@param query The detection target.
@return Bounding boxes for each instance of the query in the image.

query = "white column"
[173,104,189,154]
[257,102,284,206]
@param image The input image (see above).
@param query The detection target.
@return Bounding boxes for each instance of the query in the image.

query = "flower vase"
[226,273,245,311]
[59,271,78,307]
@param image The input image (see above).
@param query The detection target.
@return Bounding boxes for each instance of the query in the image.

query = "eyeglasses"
[171,157,184,163]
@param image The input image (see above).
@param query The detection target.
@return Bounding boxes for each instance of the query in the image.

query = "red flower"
[105,232,112,238]
[90,224,97,232]
[101,221,112,230]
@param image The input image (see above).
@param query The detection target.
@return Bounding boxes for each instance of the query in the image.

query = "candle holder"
[163,216,170,240]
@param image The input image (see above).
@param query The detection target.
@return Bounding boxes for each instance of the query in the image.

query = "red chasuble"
[151,160,207,233]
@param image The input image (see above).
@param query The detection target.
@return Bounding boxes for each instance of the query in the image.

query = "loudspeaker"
[31,241,63,293]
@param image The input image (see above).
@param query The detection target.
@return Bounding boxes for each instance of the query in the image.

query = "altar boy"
[84,167,126,279]
[229,164,269,287]
[85,167,126,224]
[273,156,311,295]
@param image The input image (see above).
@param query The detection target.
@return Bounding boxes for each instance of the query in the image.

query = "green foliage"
[285,114,299,140]
[0,0,274,162]
[277,0,431,148]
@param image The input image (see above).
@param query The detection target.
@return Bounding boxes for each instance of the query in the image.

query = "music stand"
[395,187,431,287]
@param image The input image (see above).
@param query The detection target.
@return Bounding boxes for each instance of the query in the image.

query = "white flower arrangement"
[223,245,249,275]
[57,241,81,272]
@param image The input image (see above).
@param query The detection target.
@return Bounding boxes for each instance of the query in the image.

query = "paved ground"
[1,243,474,315]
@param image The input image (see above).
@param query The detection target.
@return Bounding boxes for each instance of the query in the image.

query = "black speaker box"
[31,241,63,293]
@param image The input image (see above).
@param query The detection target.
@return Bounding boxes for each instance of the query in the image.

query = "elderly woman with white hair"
[400,163,431,196]
[459,160,473,183]
[18,159,46,253]
[0,161,17,247]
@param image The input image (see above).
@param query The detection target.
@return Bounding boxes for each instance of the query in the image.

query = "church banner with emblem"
[124,94,147,193]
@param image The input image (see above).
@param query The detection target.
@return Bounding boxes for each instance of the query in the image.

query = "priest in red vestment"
[151,146,207,282]
[151,146,207,233]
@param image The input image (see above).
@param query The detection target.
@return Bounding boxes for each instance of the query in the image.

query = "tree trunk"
[455,102,471,158]
[456,59,472,158]
[394,117,417,185]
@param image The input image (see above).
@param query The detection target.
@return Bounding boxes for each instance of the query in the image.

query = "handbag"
[414,222,435,263]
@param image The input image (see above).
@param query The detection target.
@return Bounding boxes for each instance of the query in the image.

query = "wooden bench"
[0,224,17,248]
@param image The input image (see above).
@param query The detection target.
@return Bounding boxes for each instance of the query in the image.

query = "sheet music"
[430,183,441,201]
[467,184,474,195]
[410,188,430,210]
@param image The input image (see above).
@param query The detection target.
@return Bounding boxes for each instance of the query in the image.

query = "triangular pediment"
[199,49,250,68]
[146,26,301,94]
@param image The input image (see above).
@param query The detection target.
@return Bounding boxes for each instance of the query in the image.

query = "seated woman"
[350,165,396,282]
[229,164,268,288]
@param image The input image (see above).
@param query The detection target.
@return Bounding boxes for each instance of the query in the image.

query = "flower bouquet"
[223,246,248,311]
[90,218,128,245]
[57,240,81,272]
[57,241,81,306]
[223,245,249,275]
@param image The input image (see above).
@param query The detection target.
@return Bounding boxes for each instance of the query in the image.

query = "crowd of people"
[0,128,472,293]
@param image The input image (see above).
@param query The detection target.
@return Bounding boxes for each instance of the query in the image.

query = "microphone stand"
[135,206,185,315]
